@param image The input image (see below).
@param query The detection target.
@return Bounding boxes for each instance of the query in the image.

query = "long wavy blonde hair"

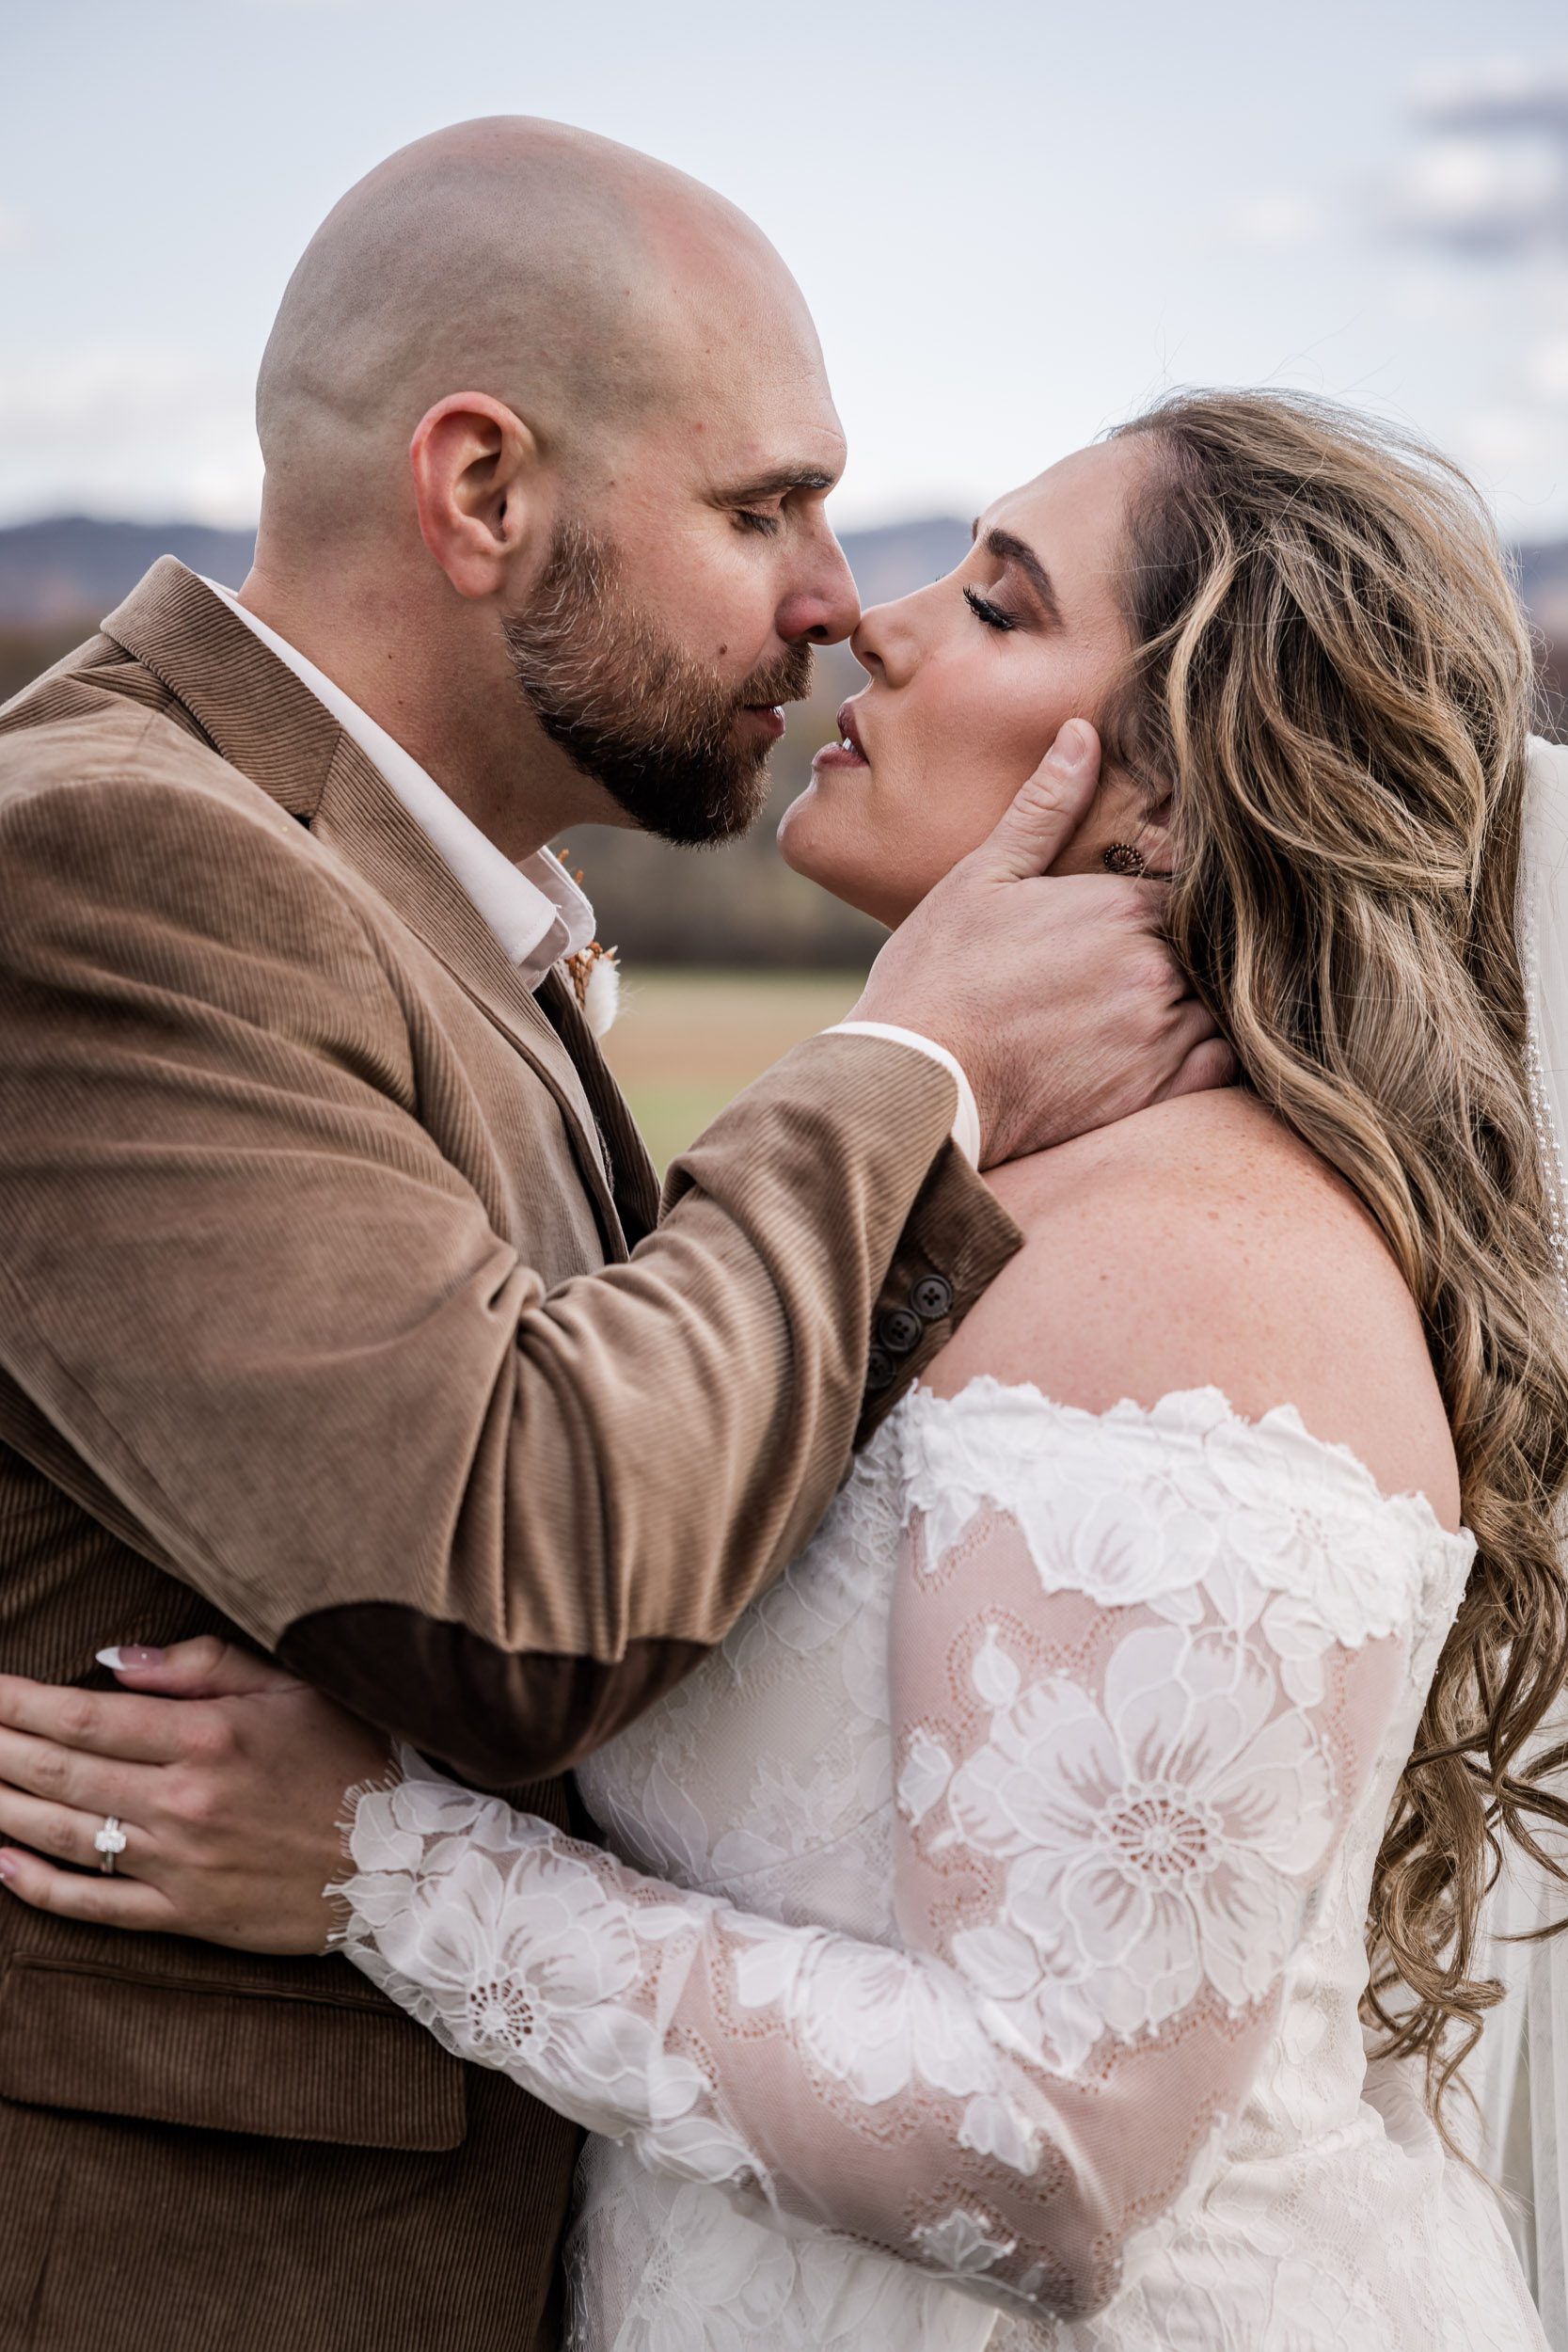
[1105,389,1568,2122]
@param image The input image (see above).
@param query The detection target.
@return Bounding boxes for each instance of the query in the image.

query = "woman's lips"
[812,702,870,773]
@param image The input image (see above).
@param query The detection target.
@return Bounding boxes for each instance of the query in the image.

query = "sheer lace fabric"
[337,1381,1544,2349]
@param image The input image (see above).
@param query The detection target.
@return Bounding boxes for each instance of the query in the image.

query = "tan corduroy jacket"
[0,561,1020,2352]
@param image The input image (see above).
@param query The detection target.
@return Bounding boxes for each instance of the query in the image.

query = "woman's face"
[778,436,1164,926]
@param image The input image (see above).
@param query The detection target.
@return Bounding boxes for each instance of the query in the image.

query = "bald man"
[0,120,1220,2352]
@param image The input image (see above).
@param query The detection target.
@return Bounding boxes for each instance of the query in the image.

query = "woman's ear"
[1132,781,1176,878]
[409,392,543,600]
[1054,755,1173,878]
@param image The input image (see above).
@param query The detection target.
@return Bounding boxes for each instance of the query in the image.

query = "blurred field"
[602,969,867,1172]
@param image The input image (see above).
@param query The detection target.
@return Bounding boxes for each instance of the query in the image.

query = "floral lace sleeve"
[334,1382,1465,2321]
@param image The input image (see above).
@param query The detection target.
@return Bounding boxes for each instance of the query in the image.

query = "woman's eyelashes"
[963,583,1018,631]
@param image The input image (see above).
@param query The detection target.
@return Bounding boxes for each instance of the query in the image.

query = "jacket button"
[879,1307,923,1356]
[865,1347,895,1391]
[911,1275,954,1321]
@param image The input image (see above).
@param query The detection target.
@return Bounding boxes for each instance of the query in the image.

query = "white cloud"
[1412,56,1568,137]
[1446,397,1567,539]
[1228,193,1325,250]
[1395,55,1568,256]
[1392,131,1568,248]
[0,341,261,524]
[1431,274,1568,536]
[1389,261,1486,326]
[1531,331,1568,399]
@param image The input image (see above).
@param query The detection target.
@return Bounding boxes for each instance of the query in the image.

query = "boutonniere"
[555,846,621,1040]
[565,940,621,1039]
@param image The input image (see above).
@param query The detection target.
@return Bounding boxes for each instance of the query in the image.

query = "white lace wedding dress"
[336,1378,1545,2349]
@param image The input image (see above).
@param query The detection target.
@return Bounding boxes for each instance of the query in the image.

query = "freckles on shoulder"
[919,1089,1449,1505]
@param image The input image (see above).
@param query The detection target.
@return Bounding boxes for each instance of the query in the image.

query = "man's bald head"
[255,117,816,543]
[240,120,855,864]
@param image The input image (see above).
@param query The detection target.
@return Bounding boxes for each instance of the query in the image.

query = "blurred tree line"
[3,517,1564,970]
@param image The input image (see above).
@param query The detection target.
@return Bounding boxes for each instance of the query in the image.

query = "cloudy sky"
[4,0,1566,536]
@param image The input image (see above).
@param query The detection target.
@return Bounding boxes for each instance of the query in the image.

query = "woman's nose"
[851,595,919,684]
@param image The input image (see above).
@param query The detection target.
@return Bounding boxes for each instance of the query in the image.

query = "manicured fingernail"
[0,1856,15,1886]
[96,1645,165,1671]
[1051,720,1093,774]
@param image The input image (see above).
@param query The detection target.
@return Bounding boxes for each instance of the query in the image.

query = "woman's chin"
[776,785,890,923]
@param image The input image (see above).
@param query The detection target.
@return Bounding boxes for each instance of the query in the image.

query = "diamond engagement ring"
[94,1818,127,1875]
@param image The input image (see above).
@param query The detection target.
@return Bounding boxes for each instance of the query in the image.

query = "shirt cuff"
[825,1023,982,1168]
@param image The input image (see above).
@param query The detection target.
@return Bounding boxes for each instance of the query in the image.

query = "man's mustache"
[736,644,814,711]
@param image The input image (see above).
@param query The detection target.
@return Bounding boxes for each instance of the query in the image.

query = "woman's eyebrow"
[979,525,1065,625]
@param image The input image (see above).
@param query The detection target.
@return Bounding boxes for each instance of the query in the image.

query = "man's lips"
[812,700,870,773]
[737,703,786,739]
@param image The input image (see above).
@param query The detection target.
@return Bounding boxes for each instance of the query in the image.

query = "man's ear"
[409,392,544,600]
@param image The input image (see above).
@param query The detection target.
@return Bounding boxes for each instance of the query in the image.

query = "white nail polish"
[95,1647,127,1669]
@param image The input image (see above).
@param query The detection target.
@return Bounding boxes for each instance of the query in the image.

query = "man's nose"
[776,532,862,647]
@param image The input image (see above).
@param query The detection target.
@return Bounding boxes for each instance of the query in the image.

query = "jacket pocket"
[0,1955,467,2149]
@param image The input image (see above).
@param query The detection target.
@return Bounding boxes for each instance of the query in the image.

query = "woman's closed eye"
[963,583,1018,631]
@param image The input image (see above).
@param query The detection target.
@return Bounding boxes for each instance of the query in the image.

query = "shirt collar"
[199,579,595,989]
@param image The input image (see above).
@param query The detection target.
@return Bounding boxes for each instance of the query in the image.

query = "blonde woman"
[3,391,1567,2350]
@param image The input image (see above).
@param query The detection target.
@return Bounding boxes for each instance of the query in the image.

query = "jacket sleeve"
[0,771,1019,1782]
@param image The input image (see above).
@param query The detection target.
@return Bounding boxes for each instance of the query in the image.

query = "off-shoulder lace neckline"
[897,1374,1473,1557]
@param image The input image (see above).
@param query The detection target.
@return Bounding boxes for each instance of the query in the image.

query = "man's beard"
[501,521,813,848]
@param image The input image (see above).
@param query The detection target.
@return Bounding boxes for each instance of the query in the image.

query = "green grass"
[602,969,868,1172]
[614,1079,742,1176]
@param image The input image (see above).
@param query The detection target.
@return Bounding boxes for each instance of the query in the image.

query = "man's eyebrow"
[711,466,839,504]
[980,525,1064,625]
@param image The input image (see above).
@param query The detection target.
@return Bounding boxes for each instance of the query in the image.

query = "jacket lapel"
[534,970,661,1248]
[102,556,337,818]
[310,733,630,1251]
[102,559,631,1259]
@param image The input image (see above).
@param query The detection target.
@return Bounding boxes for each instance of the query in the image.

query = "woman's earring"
[1102,842,1148,877]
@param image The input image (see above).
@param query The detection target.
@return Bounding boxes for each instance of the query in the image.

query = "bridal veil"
[1481,731,1568,2346]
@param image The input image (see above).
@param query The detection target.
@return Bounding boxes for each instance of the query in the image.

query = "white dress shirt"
[202,579,978,1162]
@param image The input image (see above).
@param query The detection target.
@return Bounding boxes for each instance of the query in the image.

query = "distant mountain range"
[3,505,1563,657]
[0,513,975,629]
[2,508,1562,972]
[0,510,980,972]
[0,516,261,628]
[1520,540,1568,652]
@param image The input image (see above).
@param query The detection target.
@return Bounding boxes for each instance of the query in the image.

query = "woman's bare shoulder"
[928,1089,1460,1527]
